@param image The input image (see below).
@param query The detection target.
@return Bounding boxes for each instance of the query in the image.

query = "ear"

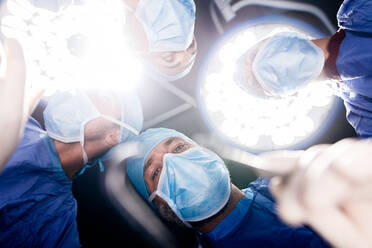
[104,127,120,147]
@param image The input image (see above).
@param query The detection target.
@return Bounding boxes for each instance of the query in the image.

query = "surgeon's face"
[145,37,197,76]
[240,39,273,97]
[143,137,195,195]
[124,9,197,76]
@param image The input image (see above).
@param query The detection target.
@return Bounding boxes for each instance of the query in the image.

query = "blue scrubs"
[202,177,330,248]
[330,0,372,137]
[0,118,80,248]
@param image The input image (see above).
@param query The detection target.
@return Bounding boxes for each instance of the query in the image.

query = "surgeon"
[123,0,197,82]
[126,128,330,248]
[234,0,372,137]
[0,89,143,247]
[0,38,45,172]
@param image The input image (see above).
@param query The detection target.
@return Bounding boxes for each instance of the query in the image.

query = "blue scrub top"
[0,118,80,248]
[202,177,330,248]
[334,0,372,137]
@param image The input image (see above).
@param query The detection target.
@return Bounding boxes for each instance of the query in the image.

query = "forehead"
[242,40,272,96]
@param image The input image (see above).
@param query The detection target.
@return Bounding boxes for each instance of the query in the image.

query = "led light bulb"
[1,0,140,93]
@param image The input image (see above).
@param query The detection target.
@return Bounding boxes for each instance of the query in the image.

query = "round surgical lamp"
[197,15,342,153]
[0,0,142,94]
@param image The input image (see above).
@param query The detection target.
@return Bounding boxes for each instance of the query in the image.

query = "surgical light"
[0,0,142,95]
[197,16,341,152]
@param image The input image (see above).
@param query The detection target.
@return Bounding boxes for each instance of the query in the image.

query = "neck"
[312,37,331,81]
[193,184,245,234]
[54,140,85,181]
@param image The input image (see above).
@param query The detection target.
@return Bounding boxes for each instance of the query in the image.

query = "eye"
[152,167,160,181]
[174,143,185,153]
[162,53,175,63]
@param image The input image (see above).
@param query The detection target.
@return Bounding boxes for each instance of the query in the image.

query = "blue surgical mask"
[43,89,140,168]
[252,32,325,97]
[135,0,196,52]
[148,147,231,223]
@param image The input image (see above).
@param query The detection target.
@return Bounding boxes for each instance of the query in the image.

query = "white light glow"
[1,0,142,95]
[199,23,337,151]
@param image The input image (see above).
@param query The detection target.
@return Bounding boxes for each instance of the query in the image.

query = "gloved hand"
[0,38,44,172]
[259,138,372,248]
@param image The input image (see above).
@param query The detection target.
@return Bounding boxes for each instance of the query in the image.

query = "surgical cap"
[126,128,193,200]
[116,91,143,142]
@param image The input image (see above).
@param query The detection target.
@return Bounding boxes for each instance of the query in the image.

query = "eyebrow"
[143,157,153,175]
[165,137,176,146]
[162,39,196,69]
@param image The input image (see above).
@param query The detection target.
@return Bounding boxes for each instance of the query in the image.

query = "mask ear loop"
[148,192,157,203]
[101,115,139,135]
[73,121,92,179]
[80,120,90,165]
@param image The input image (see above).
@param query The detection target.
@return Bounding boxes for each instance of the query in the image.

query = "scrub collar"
[204,189,254,241]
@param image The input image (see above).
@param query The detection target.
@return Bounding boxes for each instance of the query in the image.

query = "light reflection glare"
[199,23,337,150]
[1,0,142,95]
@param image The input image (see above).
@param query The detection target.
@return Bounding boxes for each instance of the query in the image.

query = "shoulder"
[0,193,79,248]
[26,117,43,131]
[338,0,372,33]
[246,177,275,202]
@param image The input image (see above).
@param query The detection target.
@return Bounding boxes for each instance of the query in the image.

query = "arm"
[263,138,372,248]
[0,38,45,172]
[0,38,26,171]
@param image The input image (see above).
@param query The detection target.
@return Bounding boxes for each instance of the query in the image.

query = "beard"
[154,199,187,228]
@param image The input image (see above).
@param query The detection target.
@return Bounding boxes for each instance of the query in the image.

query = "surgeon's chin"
[314,67,329,82]
[242,68,273,98]
[249,80,275,98]
[153,197,188,229]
